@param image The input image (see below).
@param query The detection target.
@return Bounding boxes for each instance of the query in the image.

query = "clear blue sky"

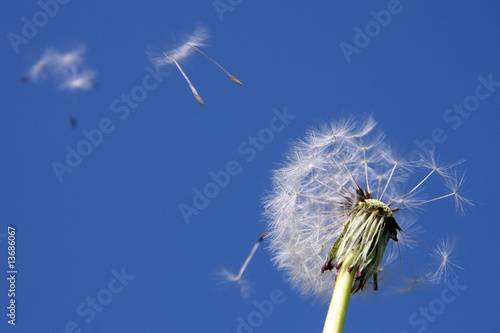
[1,1,499,332]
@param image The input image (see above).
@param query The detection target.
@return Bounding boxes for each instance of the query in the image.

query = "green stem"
[322,251,357,333]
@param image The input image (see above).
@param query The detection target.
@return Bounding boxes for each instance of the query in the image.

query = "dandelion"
[213,232,267,298]
[263,117,469,332]
[147,25,241,105]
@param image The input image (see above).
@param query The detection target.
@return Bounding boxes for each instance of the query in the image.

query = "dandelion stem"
[323,251,357,333]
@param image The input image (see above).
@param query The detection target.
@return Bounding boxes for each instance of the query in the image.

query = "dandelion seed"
[21,49,57,83]
[429,235,462,283]
[52,44,86,77]
[147,26,209,67]
[22,45,87,83]
[21,58,47,83]
[22,45,97,128]
[58,69,97,91]
[170,57,205,105]
[189,45,242,85]
[263,118,470,331]
[387,274,431,295]
[213,268,253,299]
[147,25,241,105]
[212,232,267,298]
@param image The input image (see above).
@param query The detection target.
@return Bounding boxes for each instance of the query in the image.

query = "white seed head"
[264,118,468,301]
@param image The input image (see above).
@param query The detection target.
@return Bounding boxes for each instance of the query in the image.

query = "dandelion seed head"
[264,118,468,301]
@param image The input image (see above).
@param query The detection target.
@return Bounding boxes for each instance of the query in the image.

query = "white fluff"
[147,26,209,66]
[24,44,96,91]
[264,118,469,301]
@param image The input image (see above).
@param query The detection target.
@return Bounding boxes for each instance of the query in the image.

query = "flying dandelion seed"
[213,268,253,299]
[21,58,47,83]
[188,45,242,85]
[213,232,267,298]
[264,117,470,302]
[22,45,97,128]
[58,69,97,91]
[57,68,97,128]
[22,45,87,83]
[51,44,86,77]
[21,48,57,83]
[429,235,462,283]
[147,25,242,105]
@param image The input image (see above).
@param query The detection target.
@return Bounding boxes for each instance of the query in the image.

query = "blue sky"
[1,1,499,332]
